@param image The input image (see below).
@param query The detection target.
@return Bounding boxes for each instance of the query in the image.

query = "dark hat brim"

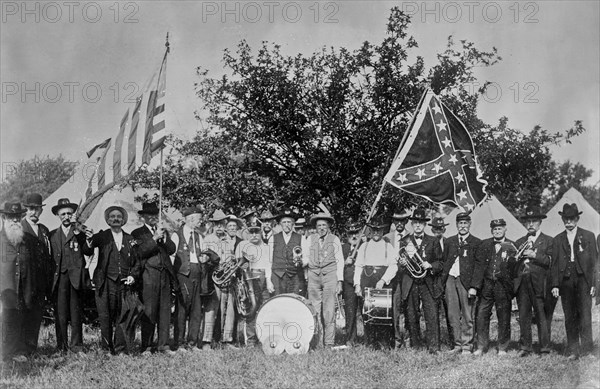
[310,214,335,226]
[558,210,582,217]
[23,202,46,207]
[409,216,431,222]
[520,214,547,220]
[52,203,79,215]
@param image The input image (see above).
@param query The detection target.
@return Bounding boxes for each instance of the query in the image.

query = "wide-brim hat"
[276,208,299,222]
[368,217,390,230]
[260,210,276,221]
[558,203,582,218]
[309,212,335,226]
[391,210,411,221]
[104,206,128,225]
[209,209,228,222]
[295,217,306,228]
[23,193,45,207]
[409,208,430,222]
[225,215,243,229]
[428,217,449,229]
[182,206,202,218]
[241,208,257,220]
[0,202,27,216]
[51,198,79,215]
[138,202,160,215]
[520,205,547,220]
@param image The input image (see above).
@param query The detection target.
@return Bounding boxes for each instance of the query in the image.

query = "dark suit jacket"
[513,232,552,297]
[441,234,481,290]
[399,234,443,300]
[131,225,177,278]
[49,225,88,292]
[471,238,517,293]
[22,219,53,298]
[551,227,598,290]
[0,231,39,309]
[82,229,141,292]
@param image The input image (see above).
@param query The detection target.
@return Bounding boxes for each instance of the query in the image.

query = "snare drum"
[362,287,392,325]
[255,293,318,355]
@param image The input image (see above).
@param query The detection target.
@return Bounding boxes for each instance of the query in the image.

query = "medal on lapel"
[501,251,507,260]
[69,240,74,250]
[577,235,584,252]
[74,241,79,252]
[463,249,467,257]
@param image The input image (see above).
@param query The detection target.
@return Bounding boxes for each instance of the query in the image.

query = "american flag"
[384,90,488,211]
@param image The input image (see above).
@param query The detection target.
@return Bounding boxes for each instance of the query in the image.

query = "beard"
[5,222,24,246]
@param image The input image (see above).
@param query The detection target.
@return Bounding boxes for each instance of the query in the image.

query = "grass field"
[1,306,599,389]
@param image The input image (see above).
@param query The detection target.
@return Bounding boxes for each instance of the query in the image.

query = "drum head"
[256,294,316,354]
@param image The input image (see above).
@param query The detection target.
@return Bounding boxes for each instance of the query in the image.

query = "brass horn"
[211,255,258,318]
[292,246,302,266]
[398,242,428,279]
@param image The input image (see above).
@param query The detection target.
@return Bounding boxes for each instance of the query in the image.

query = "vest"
[272,232,302,277]
[174,227,201,276]
[307,233,338,275]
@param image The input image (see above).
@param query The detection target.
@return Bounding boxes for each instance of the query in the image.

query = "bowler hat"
[520,205,547,220]
[310,212,335,226]
[276,207,299,222]
[429,217,449,229]
[558,203,582,218]
[409,208,430,222]
[0,202,27,216]
[456,212,472,222]
[490,219,506,228]
[138,202,160,215]
[51,198,79,215]
[23,193,45,207]
[104,205,128,225]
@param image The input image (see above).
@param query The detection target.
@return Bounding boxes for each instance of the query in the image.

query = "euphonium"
[398,242,428,279]
[212,255,240,288]
[232,267,258,318]
[515,240,533,260]
[292,246,302,266]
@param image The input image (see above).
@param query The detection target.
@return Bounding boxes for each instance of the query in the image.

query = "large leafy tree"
[132,8,585,227]
[0,155,77,204]
[543,160,600,212]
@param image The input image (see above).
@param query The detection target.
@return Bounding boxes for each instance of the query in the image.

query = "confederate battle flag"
[384,90,488,211]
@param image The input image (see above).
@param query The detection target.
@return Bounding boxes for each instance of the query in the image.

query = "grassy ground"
[1,306,599,389]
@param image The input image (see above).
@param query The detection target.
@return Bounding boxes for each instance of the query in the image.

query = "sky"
[1,1,599,186]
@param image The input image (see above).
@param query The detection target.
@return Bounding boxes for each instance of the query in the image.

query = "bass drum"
[255,293,318,355]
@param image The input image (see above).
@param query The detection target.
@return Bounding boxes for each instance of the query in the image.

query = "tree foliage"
[543,160,600,212]
[0,155,77,204]
[131,8,586,226]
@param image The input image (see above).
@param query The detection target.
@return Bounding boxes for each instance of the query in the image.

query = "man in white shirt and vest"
[269,208,303,295]
[354,217,397,348]
[302,212,344,348]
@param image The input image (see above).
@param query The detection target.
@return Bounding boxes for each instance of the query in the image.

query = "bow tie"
[527,232,536,237]
[414,235,423,240]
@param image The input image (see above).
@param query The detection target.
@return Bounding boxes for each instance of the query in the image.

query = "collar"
[528,230,541,240]
[183,225,194,236]
[414,234,424,239]
[145,223,156,232]
[566,227,578,237]
[61,225,70,236]
[26,218,38,228]
[459,233,470,241]
[494,238,505,243]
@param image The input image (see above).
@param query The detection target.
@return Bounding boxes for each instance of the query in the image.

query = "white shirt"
[301,232,345,282]
[112,230,123,251]
[566,227,578,262]
[282,231,293,245]
[171,226,204,264]
[26,218,39,236]
[61,225,70,238]
[235,240,272,278]
[449,234,470,278]
[353,239,398,286]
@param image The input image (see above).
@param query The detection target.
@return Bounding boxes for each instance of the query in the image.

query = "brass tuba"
[292,246,302,266]
[212,255,240,288]
[398,242,428,279]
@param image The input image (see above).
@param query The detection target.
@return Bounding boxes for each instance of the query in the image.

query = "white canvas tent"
[426,196,527,241]
[541,187,600,237]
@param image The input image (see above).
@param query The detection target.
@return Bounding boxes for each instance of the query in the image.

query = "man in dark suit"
[384,211,411,349]
[269,208,304,296]
[430,216,453,349]
[341,222,362,346]
[49,198,88,353]
[132,202,178,355]
[1,202,40,362]
[83,205,141,354]
[513,205,553,356]
[21,193,53,353]
[441,212,481,354]
[469,219,517,356]
[398,208,443,353]
[551,203,598,359]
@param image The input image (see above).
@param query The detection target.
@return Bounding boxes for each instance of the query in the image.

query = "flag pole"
[349,88,430,259]
[158,32,170,227]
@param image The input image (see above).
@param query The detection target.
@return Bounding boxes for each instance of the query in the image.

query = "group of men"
[1,192,598,362]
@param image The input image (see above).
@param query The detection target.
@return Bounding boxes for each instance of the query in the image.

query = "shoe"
[12,355,28,363]
[497,350,508,356]
[223,343,239,350]
[160,349,176,356]
[190,346,202,353]
[472,349,483,356]
[567,354,578,361]
[518,350,530,357]
[446,347,462,354]
[177,347,189,353]
[202,343,212,351]
[141,348,152,356]
[76,351,86,358]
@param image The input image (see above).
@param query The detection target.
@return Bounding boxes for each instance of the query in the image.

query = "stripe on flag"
[113,109,129,181]
[142,51,168,164]
[128,96,143,175]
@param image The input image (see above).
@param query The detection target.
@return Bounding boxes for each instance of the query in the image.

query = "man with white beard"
[0,202,41,362]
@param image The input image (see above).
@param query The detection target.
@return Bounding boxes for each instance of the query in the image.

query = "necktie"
[189,233,195,253]
[151,225,157,234]
[459,237,465,247]
[494,240,501,253]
